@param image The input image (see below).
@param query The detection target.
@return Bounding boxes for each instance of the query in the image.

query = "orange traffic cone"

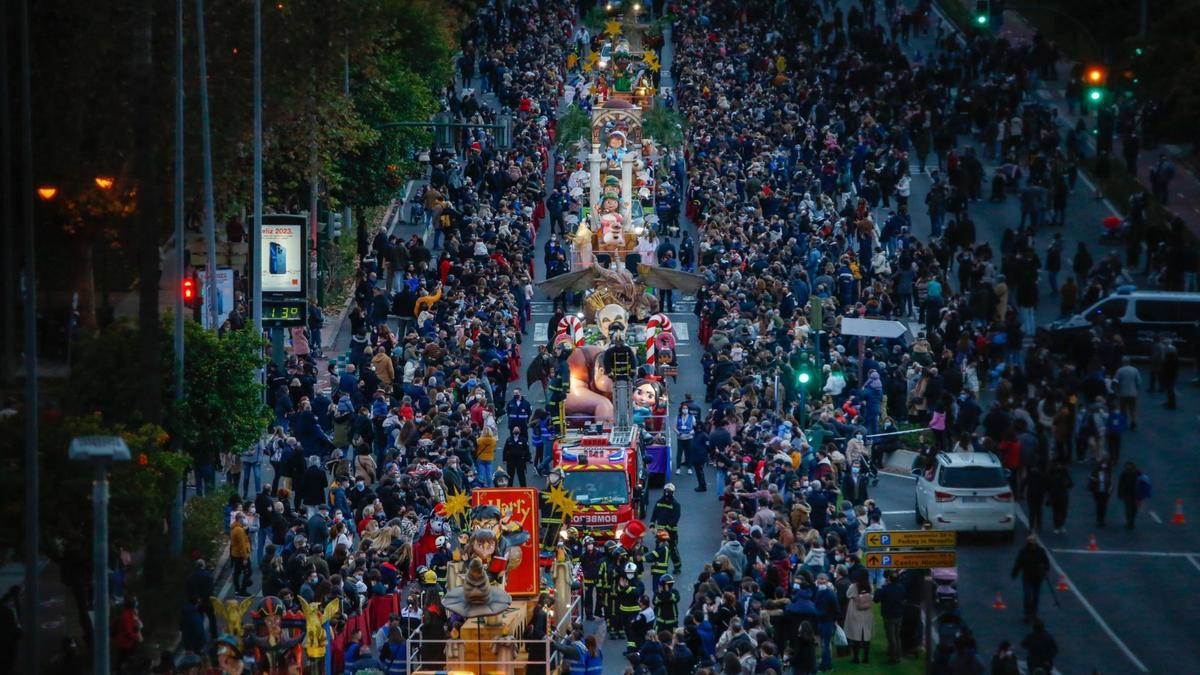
[992,592,1007,610]
[1173,499,1186,525]
[1087,533,1099,551]
[1056,574,1070,591]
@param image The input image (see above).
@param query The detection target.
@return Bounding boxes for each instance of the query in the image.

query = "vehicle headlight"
[614,526,624,540]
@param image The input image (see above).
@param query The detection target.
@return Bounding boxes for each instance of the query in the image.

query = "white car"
[915,452,1015,535]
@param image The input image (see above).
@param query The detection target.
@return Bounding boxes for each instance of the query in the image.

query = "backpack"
[854,590,874,611]
[1135,473,1152,501]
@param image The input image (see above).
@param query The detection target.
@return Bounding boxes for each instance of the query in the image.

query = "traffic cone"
[1087,533,1099,551]
[1056,574,1070,591]
[992,592,1007,610]
[1172,499,1186,525]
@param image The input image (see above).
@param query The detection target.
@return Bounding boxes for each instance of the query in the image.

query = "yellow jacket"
[230,522,251,560]
[475,435,497,462]
[414,287,443,317]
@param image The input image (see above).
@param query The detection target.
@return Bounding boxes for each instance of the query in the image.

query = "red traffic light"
[182,278,196,302]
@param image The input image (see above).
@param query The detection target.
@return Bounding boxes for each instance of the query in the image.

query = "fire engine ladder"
[609,378,635,446]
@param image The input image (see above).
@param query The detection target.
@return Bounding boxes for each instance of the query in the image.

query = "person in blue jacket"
[814,572,841,671]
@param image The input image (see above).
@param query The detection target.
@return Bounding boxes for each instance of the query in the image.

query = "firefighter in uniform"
[539,468,568,558]
[547,342,572,430]
[653,574,680,633]
[597,540,619,620]
[614,561,643,642]
[650,483,683,574]
[429,536,452,586]
[580,536,602,620]
[646,529,676,593]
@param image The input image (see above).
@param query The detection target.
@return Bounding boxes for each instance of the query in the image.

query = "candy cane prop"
[644,313,674,366]
[556,315,585,347]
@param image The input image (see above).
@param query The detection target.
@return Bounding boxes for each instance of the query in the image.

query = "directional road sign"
[840,317,909,339]
[864,550,957,569]
[865,530,957,549]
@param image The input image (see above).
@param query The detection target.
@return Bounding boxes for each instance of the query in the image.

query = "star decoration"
[643,52,661,72]
[604,20,622,37]
[544,484,580,520]
[443,490,472,520]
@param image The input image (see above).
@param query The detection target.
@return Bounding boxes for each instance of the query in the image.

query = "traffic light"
[1084,66,1107,105]
[182,277,196,306]
[974,0,989,26]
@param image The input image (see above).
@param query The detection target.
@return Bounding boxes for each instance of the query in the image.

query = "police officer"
[615,561,643,641]
[650,483,683,574]
[654,574,680,632]
[580,536,603,620]
[506,388,532,439]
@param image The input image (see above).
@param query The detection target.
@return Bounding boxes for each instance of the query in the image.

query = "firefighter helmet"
[624,562,638,576]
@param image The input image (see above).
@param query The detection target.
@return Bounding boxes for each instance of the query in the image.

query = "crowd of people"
[139,0,1186,674]
[602,0,1167,674]
[156,2,588,673]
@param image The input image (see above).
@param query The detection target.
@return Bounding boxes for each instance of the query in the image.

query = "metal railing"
[405,595,582,675]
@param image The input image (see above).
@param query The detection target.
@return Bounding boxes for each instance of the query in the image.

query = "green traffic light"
[1135,48,1144,56]
[1088,89,1103,102]
[798,372,811,385]
[975,15,988,25]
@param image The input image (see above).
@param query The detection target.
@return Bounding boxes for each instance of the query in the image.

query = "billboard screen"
[259,219,305,295]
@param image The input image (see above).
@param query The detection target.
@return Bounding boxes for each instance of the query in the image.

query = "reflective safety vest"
[648,547,670,575]
[568,643,603,675]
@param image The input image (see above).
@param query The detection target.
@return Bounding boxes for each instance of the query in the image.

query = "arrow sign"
[865,530,957,548]
[840,318,909,339]
[864,550,957,569]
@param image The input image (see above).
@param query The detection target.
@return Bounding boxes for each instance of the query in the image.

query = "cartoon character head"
[607,129,627,150]
[633,378,666,409]
[596,304,629,341]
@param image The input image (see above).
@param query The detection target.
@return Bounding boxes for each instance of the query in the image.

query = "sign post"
[840,318,909,381]
[252,214,308,365]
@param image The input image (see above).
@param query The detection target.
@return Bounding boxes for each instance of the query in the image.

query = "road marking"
[882,509,915,515]
[534,325,547,342]
[1188,556,1200,573]
[1051,548,1200,558]
[879,471,918,481]
[1149,510,1163,524]
[674,324,690,342]
[1019,512,1148,672]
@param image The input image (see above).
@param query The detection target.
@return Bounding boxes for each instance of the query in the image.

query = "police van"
[1044,287,1200,354]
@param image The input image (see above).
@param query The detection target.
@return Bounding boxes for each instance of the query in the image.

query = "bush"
[183,485,236,564]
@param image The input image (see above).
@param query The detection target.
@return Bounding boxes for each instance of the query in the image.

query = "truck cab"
[553,427,646,541]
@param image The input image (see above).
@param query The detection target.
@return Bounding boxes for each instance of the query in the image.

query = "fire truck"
[553,425,647,541]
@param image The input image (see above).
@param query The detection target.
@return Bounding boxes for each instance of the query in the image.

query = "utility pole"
[252,0,263,340]
[169,0,186,556]
[1,6,15,387]
[17,0,40,669]
[196,0,219,331]
[1139,0,1148,38]
[342,48,352,269]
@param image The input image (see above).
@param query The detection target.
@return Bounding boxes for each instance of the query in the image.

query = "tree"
[0,413,187,645]
[642,106,686,149]
[555,104,593,152]
[67,317,270,464]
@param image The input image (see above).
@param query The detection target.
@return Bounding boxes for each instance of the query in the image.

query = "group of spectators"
[164,1,586,673]
[617,0,1166,674]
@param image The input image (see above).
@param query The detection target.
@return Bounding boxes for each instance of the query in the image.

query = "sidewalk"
[987,6,1200,236]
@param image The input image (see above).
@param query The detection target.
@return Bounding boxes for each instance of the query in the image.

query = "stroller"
[932,567,958,611]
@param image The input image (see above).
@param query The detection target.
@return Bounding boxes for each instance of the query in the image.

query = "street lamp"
[36,186,57,200]
[94,176,114,190]
[69,435,131,675]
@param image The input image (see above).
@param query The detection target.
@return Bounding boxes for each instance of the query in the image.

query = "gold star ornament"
[443,490,472,520]
[604,20,622,37]
[544,483,580,520]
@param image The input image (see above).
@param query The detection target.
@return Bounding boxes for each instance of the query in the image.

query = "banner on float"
[471,488,540,597]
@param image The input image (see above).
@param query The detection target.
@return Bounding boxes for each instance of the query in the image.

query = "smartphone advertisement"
[259,221,304,294]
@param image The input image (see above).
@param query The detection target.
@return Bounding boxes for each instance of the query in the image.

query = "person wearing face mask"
[842,460,870,506]
[580,536,602,620]
[813,573,840,671]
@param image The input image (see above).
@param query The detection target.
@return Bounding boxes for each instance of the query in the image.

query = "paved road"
[871,3,1200,673]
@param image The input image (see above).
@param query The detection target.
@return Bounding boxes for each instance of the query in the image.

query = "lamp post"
[69,436,131,675]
